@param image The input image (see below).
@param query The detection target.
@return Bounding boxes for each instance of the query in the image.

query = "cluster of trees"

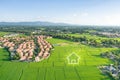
[101,39,120,47]
[0,25,96,35]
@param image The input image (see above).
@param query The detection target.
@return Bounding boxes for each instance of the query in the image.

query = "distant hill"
[0,21,73,26]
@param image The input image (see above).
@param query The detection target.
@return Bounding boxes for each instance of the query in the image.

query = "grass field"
[0,38,117,80]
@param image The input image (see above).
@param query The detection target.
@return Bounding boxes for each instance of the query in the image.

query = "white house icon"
[67,53,80,64]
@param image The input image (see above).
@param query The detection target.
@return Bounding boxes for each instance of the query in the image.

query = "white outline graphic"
[67,52,80,64]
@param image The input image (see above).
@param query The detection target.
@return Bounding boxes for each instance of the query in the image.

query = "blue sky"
[0,0,120,25]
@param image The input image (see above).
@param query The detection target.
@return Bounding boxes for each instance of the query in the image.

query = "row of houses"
[0,35,53,62]
[16,40,35,61]
[35,36,52,62]
[0,37,15,50]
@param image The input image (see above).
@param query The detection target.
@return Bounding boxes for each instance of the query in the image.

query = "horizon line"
[0,21,120,27]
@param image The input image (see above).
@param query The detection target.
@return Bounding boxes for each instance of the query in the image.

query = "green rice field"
[0,38,117,80]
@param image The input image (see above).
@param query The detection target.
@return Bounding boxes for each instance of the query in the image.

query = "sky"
[0,0,120,25]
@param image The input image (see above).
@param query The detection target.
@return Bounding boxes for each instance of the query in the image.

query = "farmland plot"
[0,38,117,80]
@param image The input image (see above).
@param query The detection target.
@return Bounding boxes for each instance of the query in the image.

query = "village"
[0,34,53,62]
[100,51,120,79]
[92,32,120,38]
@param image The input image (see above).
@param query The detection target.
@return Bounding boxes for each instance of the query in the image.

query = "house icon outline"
[67,52,80,64]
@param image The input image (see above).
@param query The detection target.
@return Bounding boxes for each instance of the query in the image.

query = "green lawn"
[0,38,117,80]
